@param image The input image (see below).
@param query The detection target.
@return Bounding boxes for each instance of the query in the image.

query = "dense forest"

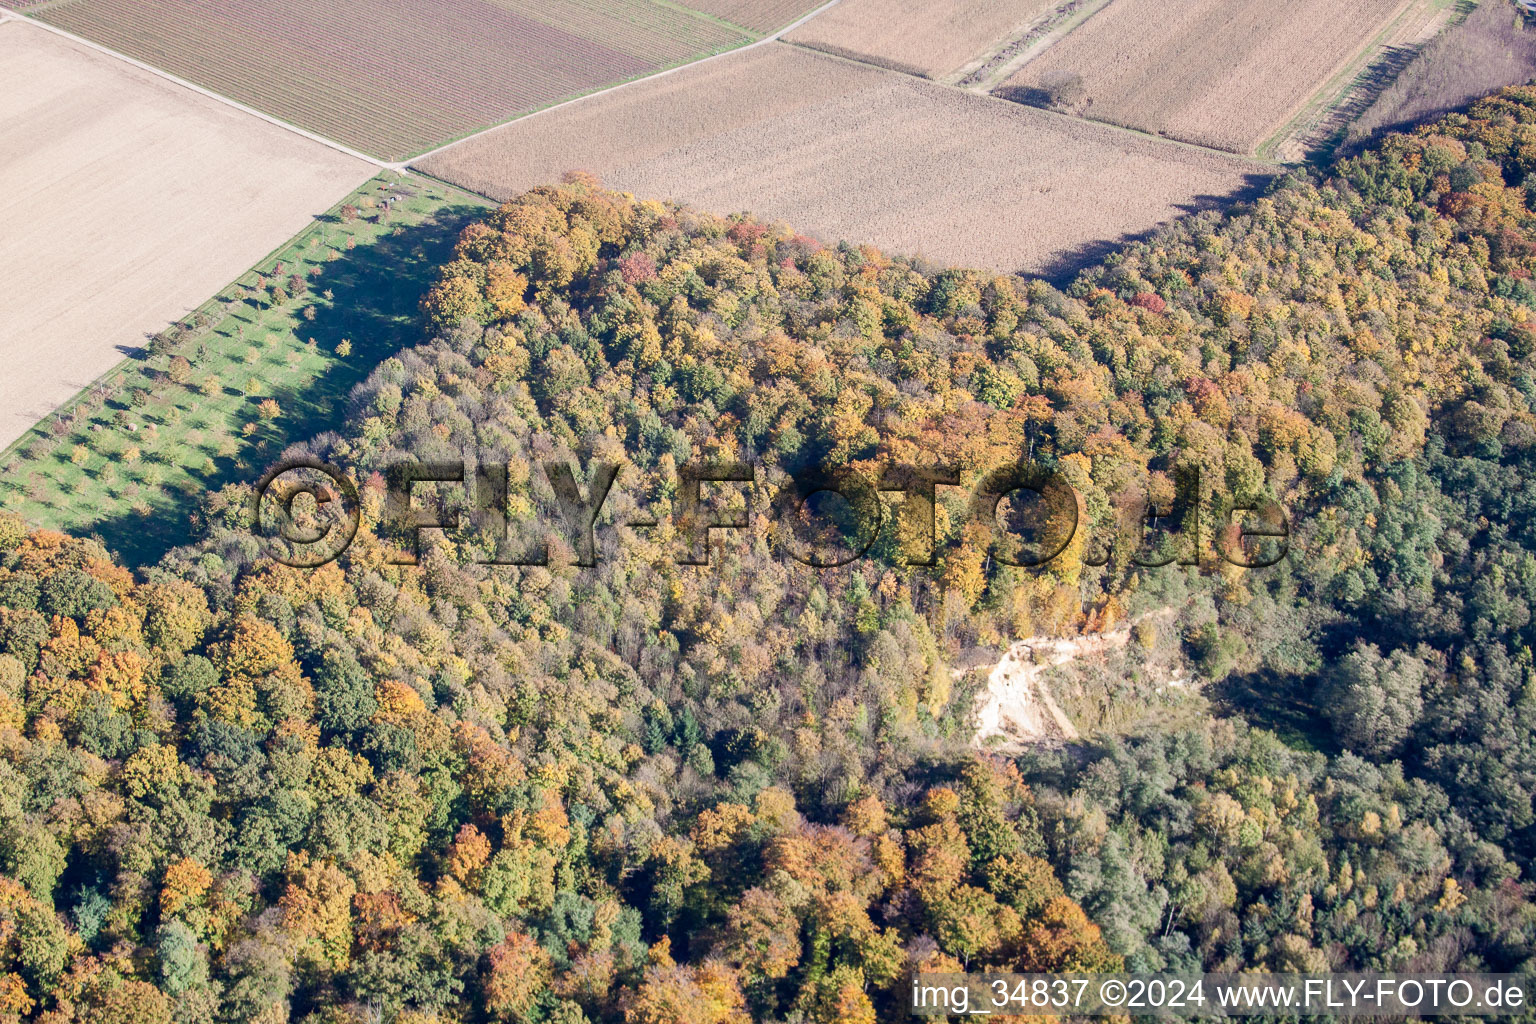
[3,85,1536,1022]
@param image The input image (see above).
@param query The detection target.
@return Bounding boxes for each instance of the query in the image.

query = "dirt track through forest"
[971,632,1128,748]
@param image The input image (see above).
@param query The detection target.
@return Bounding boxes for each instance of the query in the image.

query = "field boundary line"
[391,40,759,163]
[12,0,842,171]
[651,0,760,38]
[0,173,390,469]
[406,167,502,209]
[407,0,848,168]
[398,168,499,210]
[951,0,1116,92]
[1253,0,1422,159]
[781,40,1285,168]
[0,168,494,475]
[6,12,388,170]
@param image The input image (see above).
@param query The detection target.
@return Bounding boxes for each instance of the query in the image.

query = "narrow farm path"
[775,23,1286,169]
[6,0,846,172]
[402,0,849,168]
[1259,0,1454,161]
[950,0,1117,93]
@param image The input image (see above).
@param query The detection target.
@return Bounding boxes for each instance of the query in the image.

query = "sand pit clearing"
[970,635,1094,748]
[419,43,1270,277]
[784,0,1056,79]
[1002,0,1406,154]
[0,21,372,451]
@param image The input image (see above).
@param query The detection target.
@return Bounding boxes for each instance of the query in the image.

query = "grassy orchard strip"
[0,174,490,567]
[0,20,378,450]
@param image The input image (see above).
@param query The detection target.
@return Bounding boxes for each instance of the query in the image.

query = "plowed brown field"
[419,43,1270,275]
[0,21,371,449]
[681,0,826,33]
[1000,0,1405,154]
[786,0,1055,78]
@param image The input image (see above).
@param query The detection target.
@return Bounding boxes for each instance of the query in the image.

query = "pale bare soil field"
[1001,0,1406,154]
[784,0,1055,79]
[1346,0,1536,150]
[419,44,1270,276]
[4,0,752,160]
[0,22,371,449]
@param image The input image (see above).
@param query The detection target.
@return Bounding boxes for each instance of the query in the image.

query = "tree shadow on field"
[1029,170,1280,288]
[1326,43,1424,159]
[85,201,487,568]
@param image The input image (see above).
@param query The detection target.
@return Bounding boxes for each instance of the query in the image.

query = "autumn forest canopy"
[4,84,1536,1023]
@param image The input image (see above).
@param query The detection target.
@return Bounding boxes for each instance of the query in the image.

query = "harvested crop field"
[1265,0,1452,161]
[785,0,1055,78]
[999,0,1406,154]
[681,0,826,33]
[0,21,372,450]
[3,0,757,160]
[419,43,1272,276]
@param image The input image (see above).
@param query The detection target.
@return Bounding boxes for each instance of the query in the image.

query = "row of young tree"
[4,84,1536,1021]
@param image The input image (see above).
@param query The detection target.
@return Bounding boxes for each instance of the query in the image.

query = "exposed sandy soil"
[785,0,1055,78]
[0,21,371,450]
[419,43,1271,276]
[971,633,1118,748]
[1001,0,1406,154]
[970,614,1186,748]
